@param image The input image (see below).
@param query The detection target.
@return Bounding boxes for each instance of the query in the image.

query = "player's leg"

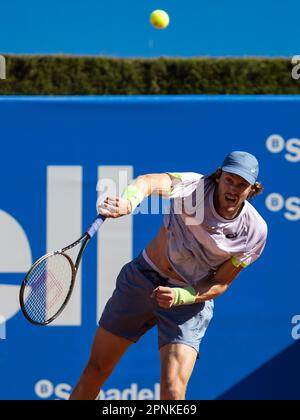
[156,298,214,400]
[160,343,197,400]
[70,254,160,400]
[70,327,133,400]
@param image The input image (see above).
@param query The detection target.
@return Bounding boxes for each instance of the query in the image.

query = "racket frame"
[20,234,90,326]
[20,214,105,326]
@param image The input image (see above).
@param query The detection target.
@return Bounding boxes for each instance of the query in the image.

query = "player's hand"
[98,197,132,218]
[151,286,175,309]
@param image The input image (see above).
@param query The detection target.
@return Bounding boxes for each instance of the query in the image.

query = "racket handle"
[87,214,106,238]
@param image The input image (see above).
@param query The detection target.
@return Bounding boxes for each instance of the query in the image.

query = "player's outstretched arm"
[98,173,172,218]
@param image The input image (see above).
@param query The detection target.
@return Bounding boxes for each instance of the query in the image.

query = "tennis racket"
[19,214,106,326]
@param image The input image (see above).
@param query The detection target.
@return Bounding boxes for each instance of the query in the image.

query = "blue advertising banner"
[0,96,299,400]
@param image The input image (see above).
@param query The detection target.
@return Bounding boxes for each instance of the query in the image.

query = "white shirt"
[160,172,268,287]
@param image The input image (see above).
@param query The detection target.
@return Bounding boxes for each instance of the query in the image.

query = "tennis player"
[70,151,268,400]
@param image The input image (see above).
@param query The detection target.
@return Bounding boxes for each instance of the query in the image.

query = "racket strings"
[22,254,73,324]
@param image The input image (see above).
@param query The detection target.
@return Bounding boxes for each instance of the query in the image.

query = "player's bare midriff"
[145,225,186,283]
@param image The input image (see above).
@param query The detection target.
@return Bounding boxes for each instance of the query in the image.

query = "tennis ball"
[150,10,170,30]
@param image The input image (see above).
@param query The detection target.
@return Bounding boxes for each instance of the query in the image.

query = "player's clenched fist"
[152,286,175,309]
[98,197,132,218]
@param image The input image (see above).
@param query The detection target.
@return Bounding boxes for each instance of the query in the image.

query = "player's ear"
[247,184,256,199]
[215,168,222,183]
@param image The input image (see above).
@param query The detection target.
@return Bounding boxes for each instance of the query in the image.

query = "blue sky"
[0,0,299,57]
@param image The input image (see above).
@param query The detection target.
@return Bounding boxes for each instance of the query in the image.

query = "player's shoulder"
[166,172,204,183]
[244,200,268,241]
[166,172,204,199]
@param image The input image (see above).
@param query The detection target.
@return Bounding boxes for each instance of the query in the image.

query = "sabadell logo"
[35,380,160,400]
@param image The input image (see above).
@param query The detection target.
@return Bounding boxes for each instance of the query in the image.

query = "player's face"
[216,172,253,215]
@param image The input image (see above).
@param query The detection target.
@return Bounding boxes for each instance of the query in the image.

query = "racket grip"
[87,214,106,238]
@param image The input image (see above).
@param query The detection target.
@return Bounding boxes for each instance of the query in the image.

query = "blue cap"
[221,151,259,185]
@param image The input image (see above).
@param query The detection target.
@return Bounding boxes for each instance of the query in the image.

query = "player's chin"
[225,204,238,212]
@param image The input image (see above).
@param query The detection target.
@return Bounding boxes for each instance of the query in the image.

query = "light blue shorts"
[99,253,214,355]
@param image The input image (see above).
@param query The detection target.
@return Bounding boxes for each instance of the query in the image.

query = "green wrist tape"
[231,256,248,268]
[121,185,144,212]
[173,287,197,306]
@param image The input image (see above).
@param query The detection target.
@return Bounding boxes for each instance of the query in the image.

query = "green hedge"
[0,55,299,95]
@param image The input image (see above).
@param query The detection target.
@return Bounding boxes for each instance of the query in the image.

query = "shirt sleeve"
[232,222,268,268]
[165,172,204,199]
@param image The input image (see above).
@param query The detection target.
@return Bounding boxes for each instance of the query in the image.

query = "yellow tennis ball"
[150,10,170,30]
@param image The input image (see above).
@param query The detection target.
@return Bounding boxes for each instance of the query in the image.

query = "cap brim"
[222,166,255,185]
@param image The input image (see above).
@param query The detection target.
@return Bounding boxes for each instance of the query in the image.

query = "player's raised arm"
[98,173,173,218]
